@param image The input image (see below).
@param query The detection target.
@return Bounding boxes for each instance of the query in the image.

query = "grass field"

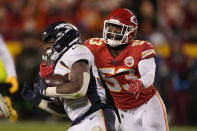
[0,121,71,131]
[0,121,197,131]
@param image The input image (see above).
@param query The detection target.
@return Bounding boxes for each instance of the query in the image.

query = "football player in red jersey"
[84,8,169,131]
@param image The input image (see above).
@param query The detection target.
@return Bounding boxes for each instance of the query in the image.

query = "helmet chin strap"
[107,38,130,48]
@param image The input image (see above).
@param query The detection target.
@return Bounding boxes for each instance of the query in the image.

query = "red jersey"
[84,38,156,110]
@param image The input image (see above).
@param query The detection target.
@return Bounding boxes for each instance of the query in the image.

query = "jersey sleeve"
[141,41,156,60]
[0,36,17,77]
[62,45,94,69]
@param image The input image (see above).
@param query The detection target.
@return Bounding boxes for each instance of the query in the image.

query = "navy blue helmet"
[41,21,80,61]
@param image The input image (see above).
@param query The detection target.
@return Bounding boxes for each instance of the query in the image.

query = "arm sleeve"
[138,58,156,88]
[0,36,17,77]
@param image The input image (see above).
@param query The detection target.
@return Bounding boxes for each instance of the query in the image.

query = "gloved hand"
[34,79,48,97]
[6,76,18,94]
[39,62,54,78]
[21,81,41,107]
[128,79,143,99]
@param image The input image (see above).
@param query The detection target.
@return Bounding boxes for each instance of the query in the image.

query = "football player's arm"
[45,60,90,99]
[138,58,156,88]
[38,99,66,117]
[128,42,156,97]
[0,37,17,78]
[0,37,18,93]
[128,58,156,97]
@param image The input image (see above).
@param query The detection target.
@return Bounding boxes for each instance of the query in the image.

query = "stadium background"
[0,0,197,130]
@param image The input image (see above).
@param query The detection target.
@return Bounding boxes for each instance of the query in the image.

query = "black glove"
[21,81,41,107]
[34,79,48,97]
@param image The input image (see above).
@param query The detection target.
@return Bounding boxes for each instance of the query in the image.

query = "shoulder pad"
[131,40,147,47]
[84,38,104,46]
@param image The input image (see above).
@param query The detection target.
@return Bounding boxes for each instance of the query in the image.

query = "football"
[44,74,69,87]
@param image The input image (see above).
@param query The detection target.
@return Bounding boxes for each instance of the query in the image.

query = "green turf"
[0,121,197,131]
[0,121,71,131]
[170,126,197,131]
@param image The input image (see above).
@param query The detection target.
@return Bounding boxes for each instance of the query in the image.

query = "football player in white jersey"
[21,21,119,131]
[0,36,18,122]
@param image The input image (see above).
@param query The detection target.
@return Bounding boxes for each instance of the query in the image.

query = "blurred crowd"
[0,0,197,126]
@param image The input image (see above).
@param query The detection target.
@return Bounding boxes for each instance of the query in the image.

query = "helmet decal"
[130,15,137,25]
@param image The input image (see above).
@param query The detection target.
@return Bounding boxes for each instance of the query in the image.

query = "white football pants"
[119,92,169,131]
[68,108,119,131]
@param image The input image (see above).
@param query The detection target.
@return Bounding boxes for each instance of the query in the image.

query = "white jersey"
[53,44,106,121]
[0,35,17,78]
